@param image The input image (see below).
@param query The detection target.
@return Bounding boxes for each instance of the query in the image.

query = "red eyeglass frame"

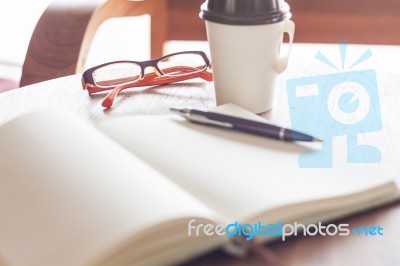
[81,51,213,107]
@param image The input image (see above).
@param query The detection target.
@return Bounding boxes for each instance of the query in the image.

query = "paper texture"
[0,110,219,266]
[99,104,396,222]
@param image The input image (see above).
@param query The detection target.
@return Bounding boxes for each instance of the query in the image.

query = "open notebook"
[0,105,398,266]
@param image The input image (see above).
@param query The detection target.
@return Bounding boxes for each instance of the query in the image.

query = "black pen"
[170,107,321,142]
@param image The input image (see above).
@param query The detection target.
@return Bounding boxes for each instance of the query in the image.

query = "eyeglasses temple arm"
[101,69,213,108]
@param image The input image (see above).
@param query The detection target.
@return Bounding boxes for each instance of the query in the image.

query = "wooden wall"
[287,0,400,44]
[166,0,400,45]
[167,0,206,41]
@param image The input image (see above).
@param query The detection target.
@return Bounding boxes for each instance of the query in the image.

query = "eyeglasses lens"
[93,62,141,87]
[157,53,207,76]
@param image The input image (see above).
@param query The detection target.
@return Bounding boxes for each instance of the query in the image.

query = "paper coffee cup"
[200,0,295,113]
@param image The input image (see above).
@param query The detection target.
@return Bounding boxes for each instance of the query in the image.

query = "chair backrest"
[20,0,167,87]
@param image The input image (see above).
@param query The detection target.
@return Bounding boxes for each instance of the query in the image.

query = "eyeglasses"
[81,51,213,108]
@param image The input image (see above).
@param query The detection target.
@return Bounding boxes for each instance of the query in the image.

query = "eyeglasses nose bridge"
[139,65,164,80]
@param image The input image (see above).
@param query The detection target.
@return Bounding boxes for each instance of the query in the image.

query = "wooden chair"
[20,0,168,87]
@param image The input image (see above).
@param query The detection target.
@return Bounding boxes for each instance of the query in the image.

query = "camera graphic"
[286,44,382,168]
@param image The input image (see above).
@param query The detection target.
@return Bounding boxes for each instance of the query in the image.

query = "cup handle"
[276,20,295,74]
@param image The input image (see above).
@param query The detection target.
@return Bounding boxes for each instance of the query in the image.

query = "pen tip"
[312,137,322,143]
[169,107,182,113]
[170,107,189,114]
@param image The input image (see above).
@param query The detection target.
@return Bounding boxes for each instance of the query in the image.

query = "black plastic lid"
[200,0,291,25]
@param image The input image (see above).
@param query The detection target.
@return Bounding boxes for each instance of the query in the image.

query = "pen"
[170,107,321,142]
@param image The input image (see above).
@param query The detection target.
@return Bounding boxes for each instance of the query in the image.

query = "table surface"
[1,43,400,265]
